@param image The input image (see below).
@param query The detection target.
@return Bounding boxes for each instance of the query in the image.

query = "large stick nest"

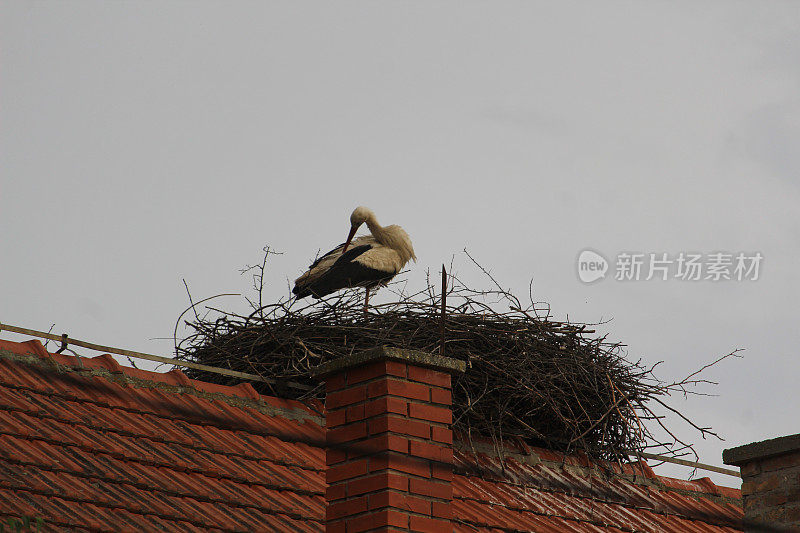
[175,251,732,462]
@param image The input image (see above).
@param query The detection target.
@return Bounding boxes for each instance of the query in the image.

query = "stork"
[293,206,416,312]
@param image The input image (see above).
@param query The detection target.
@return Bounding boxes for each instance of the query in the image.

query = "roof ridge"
[0,338,322,425]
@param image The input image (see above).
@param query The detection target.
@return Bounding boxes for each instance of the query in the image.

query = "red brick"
[430,387,452,405]
[409,515,451,532]
[326,519,346,533]
[787,477,800,500]
[326,483,346,501]
[432,501,452,519]
[325,373,347,392]
[327,458,369,483]
[785,504,800,522]
[327,448,347,466]
[353,434,409,456]
[367,415,392,435]
[347,509,409,533]
[370,452,431,478]
[326,494,368,520]
[754,475,781,493]
[326,408,346,428]
[347,362,388,384]
[368,415,430,439]
[348,472,409,495]
[365,397,408,417]
[410,440,452,463]
[369,490,432,514]
[348,361,407,384]
[408,403,452,424]
[410,477,451,499]
[741,461,760,477]
[346,404,366,423]
[765,491,789,506]
[760,452,800,472]
[328,422,367,444]
[432,462,453,481]
[431,426,452,444]
[368,378,430,401]
[385,434,410,454]
[327,385,367,409]
[407,366,450,388]
[385,360,407,378]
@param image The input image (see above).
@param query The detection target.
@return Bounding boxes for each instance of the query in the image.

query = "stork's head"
[343,206,375,254]
[349,206,374,227]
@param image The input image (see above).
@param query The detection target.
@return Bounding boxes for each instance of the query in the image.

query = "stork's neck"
[365,216,416,265]
[365,216,386,243]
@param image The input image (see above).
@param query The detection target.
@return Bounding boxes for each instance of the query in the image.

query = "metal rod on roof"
[440,265,447,357]
[633,451,741,478]
[0,322,314,391]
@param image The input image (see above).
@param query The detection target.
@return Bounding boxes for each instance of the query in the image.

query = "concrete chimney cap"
[310,345,466,379]
[723,433,800,466]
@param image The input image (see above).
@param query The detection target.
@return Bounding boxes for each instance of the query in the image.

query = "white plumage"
[293,207,416,305]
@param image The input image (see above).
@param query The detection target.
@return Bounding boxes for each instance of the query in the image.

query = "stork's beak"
[341,225,358,254]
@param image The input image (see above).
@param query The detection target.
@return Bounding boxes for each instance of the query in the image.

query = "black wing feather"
[295,244,395,298]
[306,241,348,271]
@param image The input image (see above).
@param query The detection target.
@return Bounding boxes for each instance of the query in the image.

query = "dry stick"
[605,375,649,477]
[0,322,314,391]
[173,292,240,357]
[651,396,720,439]
[609,377,646,445]
[607,374,633,443]
[673,349,743,390]
[568,386,629,444]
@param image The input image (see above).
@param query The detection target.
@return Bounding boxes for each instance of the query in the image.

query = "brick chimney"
[723,433,800,531]
[313,346,465,532]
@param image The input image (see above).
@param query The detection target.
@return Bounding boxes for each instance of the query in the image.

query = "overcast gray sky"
[3,1,799,487]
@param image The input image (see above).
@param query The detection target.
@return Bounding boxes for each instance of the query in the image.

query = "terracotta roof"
[0,338,325,532]
[453,445,742,532]
[0,338,742,532]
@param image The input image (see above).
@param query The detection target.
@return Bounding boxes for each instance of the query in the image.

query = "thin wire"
[0,322,314,391]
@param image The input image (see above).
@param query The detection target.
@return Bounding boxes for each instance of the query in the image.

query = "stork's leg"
[363,288,370,316]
